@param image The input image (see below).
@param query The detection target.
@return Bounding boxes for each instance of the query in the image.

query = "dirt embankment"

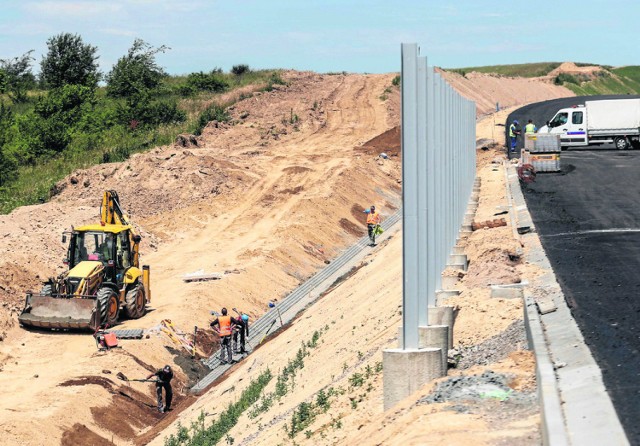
[0,67,565,445]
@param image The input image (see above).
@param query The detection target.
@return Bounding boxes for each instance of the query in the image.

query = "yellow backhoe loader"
[18,191,151,330]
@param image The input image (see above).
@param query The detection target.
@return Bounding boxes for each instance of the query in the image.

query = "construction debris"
[106,329,145,339]
[472,218,507,231]
[160,319,204,357]
[183,269,223,282]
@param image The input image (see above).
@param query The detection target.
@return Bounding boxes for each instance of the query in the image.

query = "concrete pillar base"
[447,254,468,271]
[459,228,472,237]
[435,289,461,305]
[383,348,443,410]
[441,275,459,289]
[490,284,524,299]
[429,306,454,349]
[397,325,449,373]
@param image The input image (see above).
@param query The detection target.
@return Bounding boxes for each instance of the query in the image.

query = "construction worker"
[509,119,521,153]
[210,307,238,364]
[233,313,250,354]
[525,119,537,134]
[366,205,381,246]
[147,365,173,413]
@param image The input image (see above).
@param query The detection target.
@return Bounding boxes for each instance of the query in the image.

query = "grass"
[163,368,273,446]
[447,62,562,78]
[249,328,327,419]
[446,62,640,96]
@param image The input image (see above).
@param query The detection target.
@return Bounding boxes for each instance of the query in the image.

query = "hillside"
[0,69,569,445]
[447,61,640,96]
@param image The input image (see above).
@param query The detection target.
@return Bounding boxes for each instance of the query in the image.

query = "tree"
[0,51,36,103]
[106,39,168,98]
[40,33,100,89]
[14,85,96,161]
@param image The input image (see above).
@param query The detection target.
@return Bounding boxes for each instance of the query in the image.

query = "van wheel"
[614,137,629,150]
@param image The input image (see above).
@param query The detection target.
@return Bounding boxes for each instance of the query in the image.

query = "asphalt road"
[522,149,640,444]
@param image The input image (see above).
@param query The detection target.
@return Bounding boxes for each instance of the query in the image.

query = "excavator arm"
[101,190,141,266]
[101,190,128,226]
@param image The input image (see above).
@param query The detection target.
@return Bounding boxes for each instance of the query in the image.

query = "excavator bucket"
[18,293,99,330]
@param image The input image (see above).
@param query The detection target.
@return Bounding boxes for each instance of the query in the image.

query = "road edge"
[506,162,629,446]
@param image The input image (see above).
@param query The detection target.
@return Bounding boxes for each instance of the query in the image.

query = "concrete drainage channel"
[190,209,402,393]
[506,162,629,446]
[190,162,629,444]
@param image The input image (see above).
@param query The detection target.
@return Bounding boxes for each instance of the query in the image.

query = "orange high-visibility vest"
[367,211,380,225]
[219,316,232,337]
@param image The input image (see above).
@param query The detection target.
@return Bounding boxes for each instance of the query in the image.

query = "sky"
[0,0,638,76]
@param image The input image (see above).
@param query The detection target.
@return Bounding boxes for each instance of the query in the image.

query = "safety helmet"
[221,307,228,315]
[370,205,375,210]
[241,314,249,322]
[163,365,172,373]
[513,120,519,125]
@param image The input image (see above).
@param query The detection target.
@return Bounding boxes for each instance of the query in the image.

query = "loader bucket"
[18,293,99,330]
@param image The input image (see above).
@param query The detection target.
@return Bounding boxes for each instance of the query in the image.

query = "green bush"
[0,147,17,186]
[554,73,579,85]
[186,71,229,93]
[163,369,273,446]
[231,64,251,76]
[193,104,230,135]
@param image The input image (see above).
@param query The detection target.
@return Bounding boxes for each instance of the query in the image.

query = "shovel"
[116,372,157,383]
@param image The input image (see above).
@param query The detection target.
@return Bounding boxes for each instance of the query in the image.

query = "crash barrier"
[191,209,403,393]
[383,44,477,410]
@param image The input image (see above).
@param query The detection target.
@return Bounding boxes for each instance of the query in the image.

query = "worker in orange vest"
[366,205,382,246]
[210,307,238,364]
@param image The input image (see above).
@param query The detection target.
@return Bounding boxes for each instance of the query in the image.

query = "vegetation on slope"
[448,62,562,78]
[0,33,285,214]
[446,62,640,96]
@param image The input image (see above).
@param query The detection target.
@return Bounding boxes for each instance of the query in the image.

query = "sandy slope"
[0,68,568,445]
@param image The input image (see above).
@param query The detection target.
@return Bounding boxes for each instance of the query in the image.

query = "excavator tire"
[97,288,119,327]
[41,284,53,296]
[124,283,146,319]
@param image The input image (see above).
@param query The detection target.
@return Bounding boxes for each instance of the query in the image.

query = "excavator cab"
[18,191,151,331]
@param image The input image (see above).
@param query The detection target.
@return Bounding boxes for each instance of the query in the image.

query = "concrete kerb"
[506,162,629,446]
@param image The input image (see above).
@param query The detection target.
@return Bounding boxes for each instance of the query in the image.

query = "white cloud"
[24,1,122,17]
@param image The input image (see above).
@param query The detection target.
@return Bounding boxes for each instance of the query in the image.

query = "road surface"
[522,149,640,444]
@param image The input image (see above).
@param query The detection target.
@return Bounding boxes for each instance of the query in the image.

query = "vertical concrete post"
[417,55,429,327]
[400,43,420,350]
